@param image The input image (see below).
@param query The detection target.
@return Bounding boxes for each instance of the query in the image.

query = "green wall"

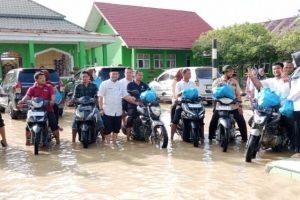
[95,18,122,66]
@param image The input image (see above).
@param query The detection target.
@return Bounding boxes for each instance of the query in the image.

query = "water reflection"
[0,106,299,199]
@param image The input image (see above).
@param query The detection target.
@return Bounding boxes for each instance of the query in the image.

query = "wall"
[95,18,123,66]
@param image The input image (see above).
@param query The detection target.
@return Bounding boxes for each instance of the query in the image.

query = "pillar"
[29,41,35,67]
[79,41,85,69]
[103,45,107,66]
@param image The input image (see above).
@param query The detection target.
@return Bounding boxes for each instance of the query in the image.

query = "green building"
[84,2,213,82]
[0,0,115,81]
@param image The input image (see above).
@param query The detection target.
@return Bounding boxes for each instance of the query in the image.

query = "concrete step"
[266,158,300,181]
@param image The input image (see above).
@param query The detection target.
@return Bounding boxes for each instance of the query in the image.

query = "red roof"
[263,16,300,34]
[94,2,213,49]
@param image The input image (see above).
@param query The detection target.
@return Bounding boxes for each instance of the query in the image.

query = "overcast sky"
[34,0,300,29]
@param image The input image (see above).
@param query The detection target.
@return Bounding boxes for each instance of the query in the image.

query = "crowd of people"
[0,51,300,160]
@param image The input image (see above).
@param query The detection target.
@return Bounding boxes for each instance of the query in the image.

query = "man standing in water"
[119,67,134,127]
[18,72,60,145]
[98,69,135,144]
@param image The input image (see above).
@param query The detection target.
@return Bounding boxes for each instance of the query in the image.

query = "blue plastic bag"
[213,83,234,99]
[182,88,198,100]
[279,100,294,118]
[93,78,101,89]
[55,90,62,104]
[257,88,280,107]
[140,87,156,102]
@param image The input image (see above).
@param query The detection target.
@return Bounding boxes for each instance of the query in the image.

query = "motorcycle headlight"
[182,103,197,117]
[219,98,233,104]
[150,106,161,116]
[31,100,43,108]
[254,112,267,124]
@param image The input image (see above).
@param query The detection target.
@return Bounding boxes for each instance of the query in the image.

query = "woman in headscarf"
[256,68,267,80]
[41,70,63,131]
[245,68,257,109]
[288,51,300,158]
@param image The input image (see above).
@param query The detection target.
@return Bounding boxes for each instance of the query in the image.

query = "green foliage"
[273,30,300,61]
[192,23,276,69]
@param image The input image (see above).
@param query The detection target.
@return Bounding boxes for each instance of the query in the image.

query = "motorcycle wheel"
[153,126,168,148]
[182,121,191,142]
[34,131,41,155]
[192,126,200,148]
[245,135,258,162]
[220,126,228,152]
[82,131,88,149]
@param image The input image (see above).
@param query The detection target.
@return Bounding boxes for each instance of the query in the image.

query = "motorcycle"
[73,95,98,148]
[245,99,288,162]
[122,90,168,148]
[23,97,54,155]
[176,96,206,147]
[212,93,245,152]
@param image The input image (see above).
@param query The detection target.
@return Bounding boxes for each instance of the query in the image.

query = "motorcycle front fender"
[31,124,42,133]
[218,118,231,129]
[80,123,89,131]
[250,129,262,136]
[151,120,164,128]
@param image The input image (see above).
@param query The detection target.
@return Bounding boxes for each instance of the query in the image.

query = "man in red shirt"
[18,72,60,145]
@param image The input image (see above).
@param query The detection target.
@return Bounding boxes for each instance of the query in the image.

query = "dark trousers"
[293,111,300,153]
[53,103,59,124]
[208,109,248,140]
[281,115,294,140]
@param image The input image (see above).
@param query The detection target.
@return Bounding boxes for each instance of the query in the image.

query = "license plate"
[188,103,202,108]
[216,105,231,110]
[79,106,92,111]
[28,111,44,117]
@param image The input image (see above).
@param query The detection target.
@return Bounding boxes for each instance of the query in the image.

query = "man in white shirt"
[0,85,8,147]
[119,67,134,127]
[98,69,135,144]
[247,62,293,140]
[170,68,199,140]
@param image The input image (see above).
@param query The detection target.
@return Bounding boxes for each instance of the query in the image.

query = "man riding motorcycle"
[208,65,248,142]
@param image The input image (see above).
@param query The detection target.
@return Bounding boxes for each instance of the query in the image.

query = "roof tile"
[94,2,213,49]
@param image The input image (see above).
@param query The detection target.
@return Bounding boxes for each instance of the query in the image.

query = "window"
[186,54,191,67]
[167,54,176,68]
[137,54,150,68]
[253,63,270,74]
[154,54,163,68]
[158,73,170,82]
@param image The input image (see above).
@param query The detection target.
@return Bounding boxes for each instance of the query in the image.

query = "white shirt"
[119,78,134,91]
[175,80,198,100]
[288,77,300,111]
[261,78,290,98]
[98,79,128,116]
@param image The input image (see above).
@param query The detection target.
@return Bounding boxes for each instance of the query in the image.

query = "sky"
[34,0,300,29]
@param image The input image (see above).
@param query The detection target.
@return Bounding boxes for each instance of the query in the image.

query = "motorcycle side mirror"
[67,77,74,82]
[67,92,73,97]
[161,92,166,96]
[205,89,212,93]
[240,92,246,97]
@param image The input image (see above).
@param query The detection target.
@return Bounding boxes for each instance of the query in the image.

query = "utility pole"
[212,39,217,79]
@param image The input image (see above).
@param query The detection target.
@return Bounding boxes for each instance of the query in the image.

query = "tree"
[192,23,276,72]
[274,29,300,61]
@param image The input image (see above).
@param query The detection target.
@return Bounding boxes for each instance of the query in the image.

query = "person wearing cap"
[69,70,104,143]
[98,68,135,144]
[247,62,294,142]
[208,65,248,142]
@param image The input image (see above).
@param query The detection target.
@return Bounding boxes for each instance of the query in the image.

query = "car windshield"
[98,68,125,81]
[19,71,59,83]
[195,68,221,79]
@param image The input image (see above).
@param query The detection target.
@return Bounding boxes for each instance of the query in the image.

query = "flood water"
[0,104,299,199]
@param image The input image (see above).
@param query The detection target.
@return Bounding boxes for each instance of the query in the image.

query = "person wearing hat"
[69,70,104,143]
[208,65,248,142]
[98,68,135,144]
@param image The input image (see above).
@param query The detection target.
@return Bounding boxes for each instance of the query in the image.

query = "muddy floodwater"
[0,104,299,199]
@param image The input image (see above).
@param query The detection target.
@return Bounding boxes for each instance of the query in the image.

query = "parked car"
[64,66,126,105]
[149,67,221,104]
[0,68,65,119]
